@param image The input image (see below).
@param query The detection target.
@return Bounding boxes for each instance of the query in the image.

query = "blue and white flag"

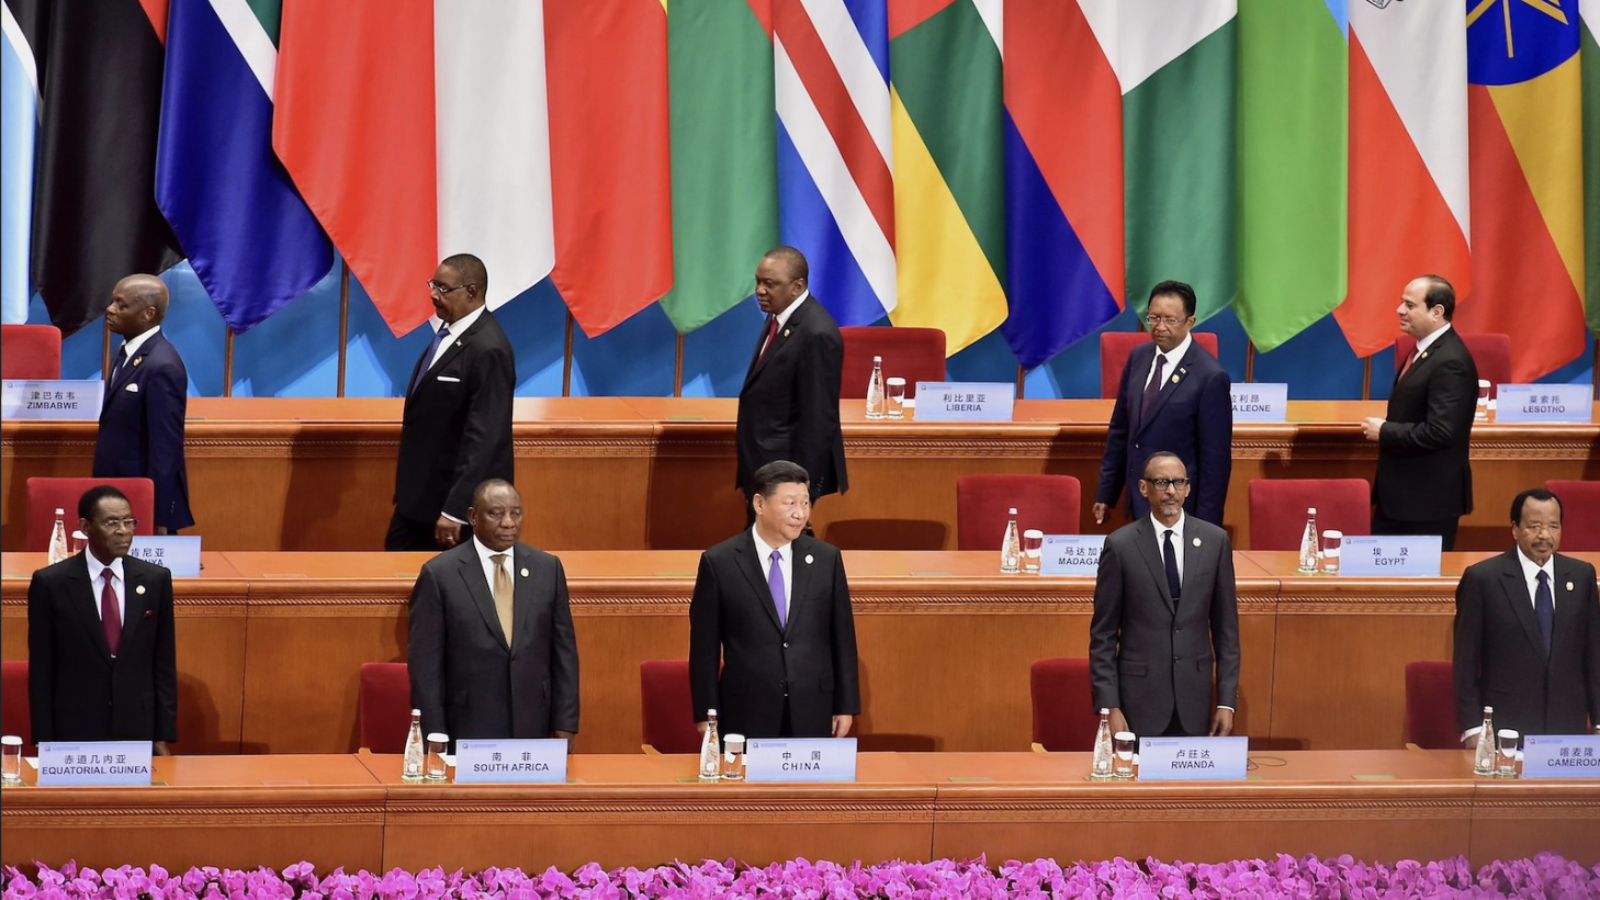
[0,0,38,324]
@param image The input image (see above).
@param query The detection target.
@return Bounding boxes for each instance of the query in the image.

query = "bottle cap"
[873,355,882,362]
[1482,706,1493,714]
[1008,507,1018,515]
[1099,708,1110,715]
[706,708,717,717]
[426,732,449,743]
[54,508,64,516]
[411,708,421,716]
[1307,507,1317,515]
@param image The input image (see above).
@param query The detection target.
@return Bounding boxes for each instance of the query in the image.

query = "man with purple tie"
[689,460,860,741]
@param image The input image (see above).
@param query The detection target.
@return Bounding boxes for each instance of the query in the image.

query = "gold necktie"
[491,553,513,646]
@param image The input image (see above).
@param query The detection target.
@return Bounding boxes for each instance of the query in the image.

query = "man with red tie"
[27,485,176,753]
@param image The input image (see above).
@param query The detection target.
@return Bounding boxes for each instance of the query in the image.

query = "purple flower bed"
[4,855,1597,900]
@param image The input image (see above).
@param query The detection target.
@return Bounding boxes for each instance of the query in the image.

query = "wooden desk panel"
[1470,778,1600,865]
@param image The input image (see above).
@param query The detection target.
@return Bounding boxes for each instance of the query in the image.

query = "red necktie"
[101,569,122,656]
[755,315,779,366]
[1398,349,1420,380]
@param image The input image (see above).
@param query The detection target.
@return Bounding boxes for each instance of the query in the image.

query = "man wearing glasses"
[1089,453,1240,739]
[388,254,516,551]
[28,485,177,752]
[1094,280,1232,526]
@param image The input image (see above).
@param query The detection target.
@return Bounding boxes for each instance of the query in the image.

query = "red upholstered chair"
[26,478,156,551]
[1030,658,1099,752]
[1393,332,1511,398]
[640,659,701,754]
[956,475,1082,551]
[1,660,30,749]
[1545,480,1600,551]
[1404,660,1458,750]
[358,662,411,753]
[839,326,946,400]
[1,324,63,379]
[1099,331,1219,398]
[1247,478,1371,551]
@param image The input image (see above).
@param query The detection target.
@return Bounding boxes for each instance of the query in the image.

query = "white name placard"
[2,380,104,420]
[1494,385,1591,424]
[1338,535,1442,577]
[1521,735,1600,779]
[1040,535,1106,576]
[745,737,857,783]
[128,536,202,578]
[911,382,1015,422]
[36,741,153,786]
[1229,383,1288,423]
[1138,736,1248,781]
[453,739,567,783]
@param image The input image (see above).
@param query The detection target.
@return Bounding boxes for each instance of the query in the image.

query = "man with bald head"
[94,275,194,533]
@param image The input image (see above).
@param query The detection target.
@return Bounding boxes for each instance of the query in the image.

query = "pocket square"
[437,375,461,383]
[125,383,140,393]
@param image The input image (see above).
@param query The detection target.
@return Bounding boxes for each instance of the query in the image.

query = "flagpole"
[674,332,684,397]
[1244,340,1256,384]
[1592,339,1598,401]
[223,326,235,398]
[1361,357,1372,401]
[1016,365,1025,399]
[337,262,350,398]
[562,312,575,398]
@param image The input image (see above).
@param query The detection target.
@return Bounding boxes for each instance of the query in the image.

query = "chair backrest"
[839,326,946,400]
[1404,660,1458,750]
[1393,332,1511,398]
[1247,478,1371,551]
[358,662,412,753]
[1544,480,1600,551]
[26,478,157,551]
[956,475,1082,551]
[1,660,30,749]
[1030,658,1099,751]
[1099,331,1220,398]
[640,659,701,753]
[1,324,63,380]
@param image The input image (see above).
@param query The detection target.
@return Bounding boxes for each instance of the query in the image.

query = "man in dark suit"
[94,275,193,533]
[736,247,847,516]
[1090,452,1240,738]
[1361,274,1477,551]
[407,479,579,746]
[1094,281,1232,526]
[690,460,860,740]
[387,253,516,551]
[1453,488,1600,742]
[28,485,177,752]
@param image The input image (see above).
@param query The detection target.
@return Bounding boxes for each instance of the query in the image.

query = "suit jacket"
[688,531,860,739]
[1453,550,1600,736]
[1089,516,1241,736]
[394,311,516,523]
[1376,327,1477,522]
[27,553,178,743]
[736,297,847,499]
[407,540,580,744]
[1096,339,1232,524]
[93,330,194,531]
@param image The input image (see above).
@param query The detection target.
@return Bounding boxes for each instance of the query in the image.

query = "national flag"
[1582,0,1599,337]
[156,0,333,335]
[887,0,1006,355]
[1457,0,1587,381]
[0,0,39,324]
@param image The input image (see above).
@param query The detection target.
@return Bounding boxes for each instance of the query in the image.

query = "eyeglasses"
[1145,314,1188,328]
[96,517,139,531]
[426,281,475,295]
[1141,478,1190,490]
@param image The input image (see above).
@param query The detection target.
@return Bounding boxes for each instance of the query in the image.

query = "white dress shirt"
[758,291,811,358]
[1149,510,1187,582]
[113,326,161,377]
[1409,321,1452,362]
[84,553,127,628]
[424,305,486,372]
[1143,332,1192,392]
[750,527,793,621]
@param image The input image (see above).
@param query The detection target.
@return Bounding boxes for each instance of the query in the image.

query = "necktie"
[1163,529,1182,600]
[1142,353,1168,421]
[768,549,786,628]
[1398,349,1420,380]
[408,324,450,396]
[491,553,514,646]
[754,316,779,367]
[1534,570,1553,656]
[108,345,129,385]
[101,569,122,656]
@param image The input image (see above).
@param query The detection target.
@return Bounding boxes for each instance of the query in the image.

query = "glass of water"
[1022,529,1044,574]
[1475,380,1490,421]
[1496,729,1520,778]
[1320,530,1342,575]
[1,735,22,786]
[722,733,746,781]
[885,378,907,418]
[1112,731,1136,779]
[426,733,450,781]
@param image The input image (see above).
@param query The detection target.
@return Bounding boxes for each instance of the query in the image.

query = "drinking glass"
[1,735,22,786]
[1022,529,1044,574]
[721,733,746,781]
[426,733,450,781]
[1112,731,1136,779]
[1496,729,1520,778]
[1475,380,1490,421]
[886,378,907,419]
[70,531,87,555]
[1320,530,1342,575]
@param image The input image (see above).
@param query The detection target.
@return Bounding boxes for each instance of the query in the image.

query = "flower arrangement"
[4,854,1597,900]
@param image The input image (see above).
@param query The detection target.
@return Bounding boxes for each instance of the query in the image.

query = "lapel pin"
[783,329,792,338]
[521,567,530,577]
[805,554,814,565]
[1170,374,1180,384]
[131,357,143,368]
[1567,581,1575,592]
[136,584,146,595]
[1420,351,1429,360]
[1192,537,1201,547]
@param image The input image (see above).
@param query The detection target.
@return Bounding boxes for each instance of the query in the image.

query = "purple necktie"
[1141,353,1168,421]
[768,549,786,628]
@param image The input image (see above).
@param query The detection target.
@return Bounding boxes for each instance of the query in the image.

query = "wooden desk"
[5,398,1593,553]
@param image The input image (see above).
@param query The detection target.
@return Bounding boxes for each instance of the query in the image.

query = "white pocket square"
[436,375,461,383]
[124,383,139,393]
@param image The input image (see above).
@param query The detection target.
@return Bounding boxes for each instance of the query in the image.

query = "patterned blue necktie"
[768,549,786,628]
[1534,570,1553,657]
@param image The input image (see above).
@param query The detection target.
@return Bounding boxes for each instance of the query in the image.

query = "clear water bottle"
[699,709,722,781]
[48,509,69,565]
[402,709,425,782]
[1091,708,1114,779]
[1473,706,1496,776]
[1297,507,1320,574]
[1000,508,1021,574]
[865,356,886,419]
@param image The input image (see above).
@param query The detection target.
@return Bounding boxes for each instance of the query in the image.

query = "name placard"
[1338,535,1442,577]
[1494,385,1591,424]
[36,741,153,786]
[1,380,104,420]
[453,739,567,783]
[1137,736,1248,781]
[1040,535,1106,576]
[745,737,857,783]
[1520,735,1600,779]
[911,382,1015,422]
[1229,383,1288,423]
[128,536,202,578]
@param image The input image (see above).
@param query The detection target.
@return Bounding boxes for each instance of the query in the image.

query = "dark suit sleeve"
[687,551,722,720]
[830,552,861,716]
[442,343,515,520]
[145,360,188,530]
[792,326,844,499]
[1379,354,1474,455]
[1088,537,1125,710]
[1210,541,1240,709]
[1194,369,1234,524]
[1096,369,1133,508]
[547,558,580,735]
[26,574,56,744]
[153,569,178,742]
[407,565,447,737]
[1452,564,1486,732]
